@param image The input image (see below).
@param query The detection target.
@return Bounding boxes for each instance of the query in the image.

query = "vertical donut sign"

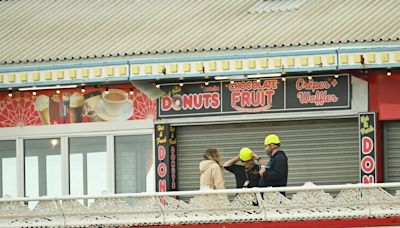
[359,112,377,183]
[169,126,178,191]
[155,124,171,193]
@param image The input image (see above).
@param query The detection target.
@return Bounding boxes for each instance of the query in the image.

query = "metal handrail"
[1,182,400,202]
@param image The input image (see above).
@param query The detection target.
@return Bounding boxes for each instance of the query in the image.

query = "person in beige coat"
[199,148,225,190]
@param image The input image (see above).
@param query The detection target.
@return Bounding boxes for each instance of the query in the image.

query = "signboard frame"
[358,112,377,183]
[158,74,351,118]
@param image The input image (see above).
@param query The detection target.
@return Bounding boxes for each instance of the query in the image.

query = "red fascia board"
[120,217,400,228]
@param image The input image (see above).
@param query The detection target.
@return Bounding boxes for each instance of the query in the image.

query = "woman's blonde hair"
[204,148,222,165]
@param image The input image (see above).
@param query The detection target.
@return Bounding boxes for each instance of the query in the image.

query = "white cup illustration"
[101,89,129,116]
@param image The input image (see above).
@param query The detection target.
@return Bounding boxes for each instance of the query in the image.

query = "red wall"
[367,70,400,182]
[122,217,400,228]
[368,71,400,120]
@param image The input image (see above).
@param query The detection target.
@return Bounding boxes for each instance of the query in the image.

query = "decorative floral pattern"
[129,89,157,120]
[0,93,41,127]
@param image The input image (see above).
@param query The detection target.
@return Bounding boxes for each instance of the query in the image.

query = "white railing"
[1,182,400,227]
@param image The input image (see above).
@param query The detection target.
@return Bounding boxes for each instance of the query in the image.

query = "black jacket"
[224,164,260,188]
[259,151,288,187]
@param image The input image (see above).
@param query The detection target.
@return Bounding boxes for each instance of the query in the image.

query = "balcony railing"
[1,182,400,227]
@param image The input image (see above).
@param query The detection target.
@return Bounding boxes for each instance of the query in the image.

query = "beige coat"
[199,160,225,190]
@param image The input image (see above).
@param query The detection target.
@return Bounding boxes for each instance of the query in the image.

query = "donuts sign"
[160,83,222,116]
[161,93,220,111]
[359,113,377,183]
[155,124,178,192]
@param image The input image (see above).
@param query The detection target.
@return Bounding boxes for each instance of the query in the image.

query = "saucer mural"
[95,100,134,121]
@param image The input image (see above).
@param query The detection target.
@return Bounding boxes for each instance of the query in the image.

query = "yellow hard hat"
[239,147,253,161]
[264,134,280,145]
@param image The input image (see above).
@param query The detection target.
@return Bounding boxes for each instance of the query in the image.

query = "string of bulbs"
[154,73,345,88]
[6,85,135,97]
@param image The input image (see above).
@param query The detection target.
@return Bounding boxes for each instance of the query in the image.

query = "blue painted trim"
[0,83,13,89]
[0,45,399,74]
[337,63,400,70]
[363,63,400,68]
[0,77,130,89]
[128,64,132,81]
[100,76,130,82]
[283,66,338,72]
[0,61,129,74]
[129,49,339,64]
[128,67,340,81]
[130,73,206,81]
[337,65,364,70]
[338,46,400,53]
[0,47,352,73]
[78,45,398,65]
[336,49,340,71]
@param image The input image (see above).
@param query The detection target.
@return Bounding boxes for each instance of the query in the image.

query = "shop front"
[156,74,369,191]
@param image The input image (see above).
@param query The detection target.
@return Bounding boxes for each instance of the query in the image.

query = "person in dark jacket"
[259,134,288,190]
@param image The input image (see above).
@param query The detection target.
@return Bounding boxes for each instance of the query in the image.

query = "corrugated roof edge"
[2,38,398,65]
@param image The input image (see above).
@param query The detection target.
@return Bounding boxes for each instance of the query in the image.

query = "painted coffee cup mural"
[96,89,134,121]
[0,85,156,127]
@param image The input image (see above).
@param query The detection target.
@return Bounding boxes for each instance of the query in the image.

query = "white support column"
[61,136,69,195]
[16,138,24,198]
[107,135,115,193]
[147,132,156,192]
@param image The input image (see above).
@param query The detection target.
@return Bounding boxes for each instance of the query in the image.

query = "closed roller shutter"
[177,118,359,191]
[385,121,400,182]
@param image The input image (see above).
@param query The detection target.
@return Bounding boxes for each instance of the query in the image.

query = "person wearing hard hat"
[222,147,263,188]
[259,134,288,190]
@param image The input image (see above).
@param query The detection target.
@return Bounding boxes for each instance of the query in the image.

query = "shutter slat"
[177,118,359,191]
[385,122,400,182]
